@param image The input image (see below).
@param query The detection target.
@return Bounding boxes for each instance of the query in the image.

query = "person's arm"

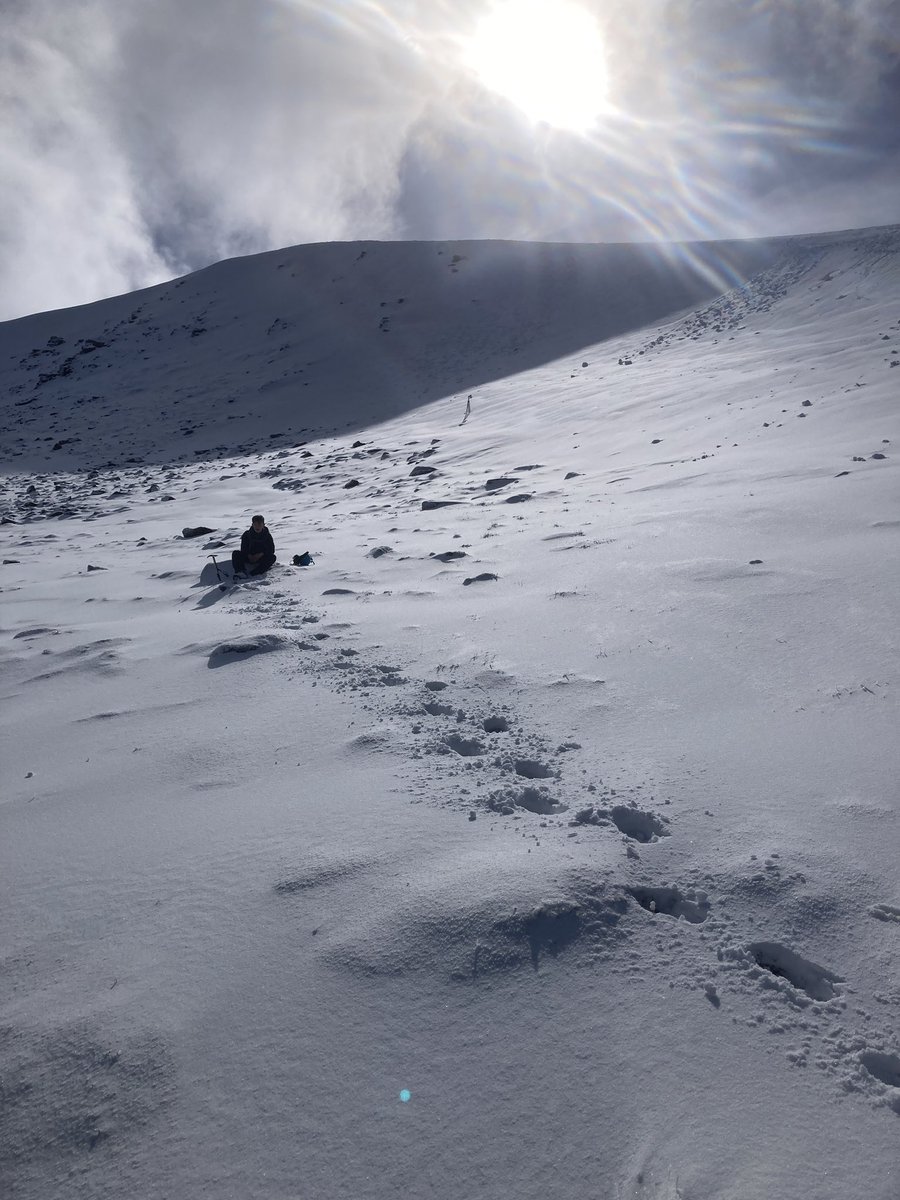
[246,530,265,562]
[264,530,275,556]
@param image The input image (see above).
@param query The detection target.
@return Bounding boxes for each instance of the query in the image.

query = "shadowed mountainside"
[1,236,783,471]
[1,227,897,472]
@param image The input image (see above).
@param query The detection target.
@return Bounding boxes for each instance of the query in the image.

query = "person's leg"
[231,550,246,573]
[250,553,276,576]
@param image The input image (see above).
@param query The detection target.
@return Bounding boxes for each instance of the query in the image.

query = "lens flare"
[466,0,609,132]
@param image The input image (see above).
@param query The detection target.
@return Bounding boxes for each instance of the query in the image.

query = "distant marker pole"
[460,395,472,425]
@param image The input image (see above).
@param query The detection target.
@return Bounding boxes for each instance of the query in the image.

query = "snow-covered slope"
[0,236,780,472]
[1,227,898,1200]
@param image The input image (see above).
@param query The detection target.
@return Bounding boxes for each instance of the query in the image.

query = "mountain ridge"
[0,231,829,471]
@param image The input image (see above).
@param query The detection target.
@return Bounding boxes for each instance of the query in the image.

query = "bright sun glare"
[466,0,609,133]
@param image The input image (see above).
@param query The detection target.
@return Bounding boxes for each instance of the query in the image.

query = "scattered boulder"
[182,527,216,539]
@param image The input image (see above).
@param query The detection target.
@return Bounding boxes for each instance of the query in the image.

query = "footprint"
[445,733,484,757]
[483,715,509,733]
[608,806,670,843]
[627,886,710,924]
[514,759,554,779]
[747,941,842,1002]
[512,787,566,815]
[859,1049,900,1089]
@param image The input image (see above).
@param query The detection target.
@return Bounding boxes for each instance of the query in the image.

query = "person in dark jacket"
[232,514,276,576]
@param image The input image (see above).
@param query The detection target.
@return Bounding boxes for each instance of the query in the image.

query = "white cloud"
[0,4,171,318]
[1,0,897,319]
[1,0,450,319]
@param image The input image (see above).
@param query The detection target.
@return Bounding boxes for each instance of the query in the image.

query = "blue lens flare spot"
[399,1089,411,1103]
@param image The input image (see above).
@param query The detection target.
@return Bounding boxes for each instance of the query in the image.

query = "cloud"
[397,0,900,243]
[752,152,900,235]
[1,0,898,320]
[1,0,445,319]
[0,3,171,318]
[104,0,441,264]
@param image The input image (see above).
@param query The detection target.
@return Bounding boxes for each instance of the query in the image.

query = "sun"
[466,0,609,133]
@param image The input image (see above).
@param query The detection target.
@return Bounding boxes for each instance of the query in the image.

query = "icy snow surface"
[1,231,899,1198]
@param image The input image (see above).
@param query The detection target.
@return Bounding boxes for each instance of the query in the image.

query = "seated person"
[232,514,276,576]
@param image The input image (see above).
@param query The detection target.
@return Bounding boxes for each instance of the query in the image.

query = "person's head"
[251,514,265,530]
